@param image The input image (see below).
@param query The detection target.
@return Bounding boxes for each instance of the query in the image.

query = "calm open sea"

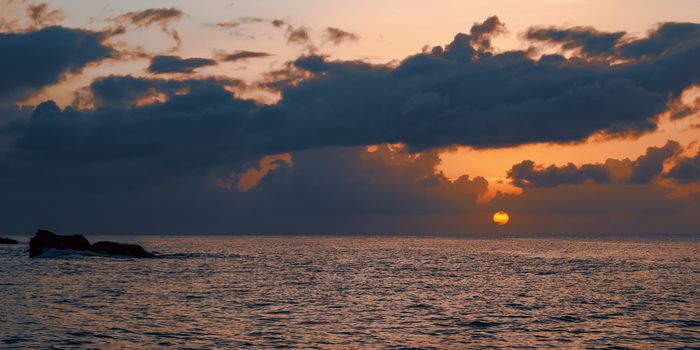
[1,236,699,349]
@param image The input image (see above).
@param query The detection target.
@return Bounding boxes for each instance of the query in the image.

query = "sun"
[493,211,510,225]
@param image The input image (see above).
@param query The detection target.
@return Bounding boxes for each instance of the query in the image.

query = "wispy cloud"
[324,27,358,45]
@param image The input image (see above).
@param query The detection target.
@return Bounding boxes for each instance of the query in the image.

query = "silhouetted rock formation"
[0,237,18,244]
[29,230,92,257]
[28,229,155,258]
[92,241,155,258]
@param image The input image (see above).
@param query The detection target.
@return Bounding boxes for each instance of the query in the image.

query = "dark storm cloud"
[218,50,273,62]
[147,55,217,74]
[433,15,506,62]
[526,22,700,62]
[324,27,358,45]
[244,146,487,220]
[0,104,31,128]
[525,26,625,57]
[616,22,700,59]
[265,22,697,150]
[0,11,698,235]
[0,15,698,221]
[627,140,681,184]
[465,15,506,50]
[86,74,246,108]
[5,17,700,174]
[0,144,489,234]
[6,77,252,177]
[507,161,610,188]
[665,149,700,184]
[507,141,682,188]
[0,26,114,101]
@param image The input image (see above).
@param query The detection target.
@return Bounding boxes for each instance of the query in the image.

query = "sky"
[0,0,699,235]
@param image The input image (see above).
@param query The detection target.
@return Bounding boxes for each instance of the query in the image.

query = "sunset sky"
[1,0,699,235]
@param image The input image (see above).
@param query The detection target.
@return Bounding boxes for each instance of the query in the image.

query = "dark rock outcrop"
[28,229,155,258]
[0,237,18,244]
[29,230,92,257]
[92,241,155,258]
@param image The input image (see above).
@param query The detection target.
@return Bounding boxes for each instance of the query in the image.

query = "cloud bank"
[0,26,113,101]
[507,141,682,187]
[0,12,699,235]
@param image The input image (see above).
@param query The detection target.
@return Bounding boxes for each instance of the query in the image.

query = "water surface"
[1,236,699,348]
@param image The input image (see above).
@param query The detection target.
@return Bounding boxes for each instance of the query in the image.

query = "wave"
[34,249,239,260]
[35,248,101,258]
[35,248,145,259]
[153,252,240,259]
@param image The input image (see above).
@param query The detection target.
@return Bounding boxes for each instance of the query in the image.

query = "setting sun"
[493,211,510,225]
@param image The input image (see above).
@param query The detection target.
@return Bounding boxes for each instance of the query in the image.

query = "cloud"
[286,26,310,44]
[26,2,64,29]
[84,74,245,108]
[507,141,682,188]
[147,55,217,74]
[507,160,610,188]
[0,26,114,102]
[627,140,681,184]
[432,15,507,62]
[525,26,625,57]
[1,17,699,235]
[0,144,489,234]
[111,7,183,28]
[109,8,183,50]
[2,137,696,235]
[212,21,239,29]
[217,50,273,62]
[210,17,264,30]
[617,22,700,59]
[268,19,314,45]
[238,17,264,24]
[243,146,488,220]
[324,27,358,45]
[467,15,506,50]
[271,19,287,28]
[525,22,700,62]
[665,149,700,184]
[5,17,700,172]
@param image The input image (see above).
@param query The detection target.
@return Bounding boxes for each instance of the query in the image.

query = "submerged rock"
[0,237,18,244]
[28,229,155,258]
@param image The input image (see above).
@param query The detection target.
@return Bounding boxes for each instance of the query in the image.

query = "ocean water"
[1,236,699,349]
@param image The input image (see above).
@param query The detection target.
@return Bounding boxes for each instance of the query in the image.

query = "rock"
[29,230,92,257]
[92,241,155,258]
[0,237,18,244]
[28,229,155,258]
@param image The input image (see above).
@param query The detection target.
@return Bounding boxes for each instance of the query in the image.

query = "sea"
[1,236,699,349]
